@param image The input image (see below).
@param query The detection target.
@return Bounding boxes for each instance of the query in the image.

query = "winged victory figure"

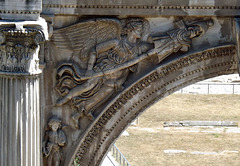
[54,18,153,128]
[53,18,213,128]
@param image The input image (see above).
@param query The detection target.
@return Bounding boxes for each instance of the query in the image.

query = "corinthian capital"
[0,18,48,75]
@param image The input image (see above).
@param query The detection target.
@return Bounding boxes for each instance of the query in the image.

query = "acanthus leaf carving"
[0,26,47,74]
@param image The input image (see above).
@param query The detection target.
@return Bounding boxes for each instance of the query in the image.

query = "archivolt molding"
[95,62,237,165]
[97,63,237,166]
[71,44,237,166]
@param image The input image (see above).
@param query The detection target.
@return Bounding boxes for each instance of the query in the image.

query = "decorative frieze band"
[42,3,240,16]
[0,10,40,14]
[42,4,240,10]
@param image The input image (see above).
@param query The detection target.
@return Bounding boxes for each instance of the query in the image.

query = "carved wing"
[52,18,121,58]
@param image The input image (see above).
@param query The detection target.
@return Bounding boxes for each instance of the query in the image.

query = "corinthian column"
[0,19,48,166]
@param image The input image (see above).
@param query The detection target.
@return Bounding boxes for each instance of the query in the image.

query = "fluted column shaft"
[0,19,48,166]
[0,76,40,166]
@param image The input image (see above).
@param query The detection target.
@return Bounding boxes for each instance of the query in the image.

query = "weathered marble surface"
[42,0,240,16]
[0,1,239,166]
[40,16,237,166]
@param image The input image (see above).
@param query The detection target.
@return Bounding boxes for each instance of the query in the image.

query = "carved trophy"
[53,18,213,129]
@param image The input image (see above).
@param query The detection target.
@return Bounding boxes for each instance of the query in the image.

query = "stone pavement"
[129,126,240,134]
[163,121,238,127]
[164,149,238,155]
[175,74,240,94]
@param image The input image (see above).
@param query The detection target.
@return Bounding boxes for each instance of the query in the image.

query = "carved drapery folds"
[148,19,214,63]
[53,18,213,130]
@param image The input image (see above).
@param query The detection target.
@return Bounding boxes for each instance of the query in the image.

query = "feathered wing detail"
[55,18,150,108]
[54,19,121,99]
[52,18,121,58]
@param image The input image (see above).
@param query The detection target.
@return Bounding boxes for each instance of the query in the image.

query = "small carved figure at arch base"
[43,116,67,166]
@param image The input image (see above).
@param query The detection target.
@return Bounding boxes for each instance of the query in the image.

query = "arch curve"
[68,44,237,166]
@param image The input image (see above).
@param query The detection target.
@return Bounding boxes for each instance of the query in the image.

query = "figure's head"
[187,26,203,38]
[188,19,214,38]
[124,21,143,39]
[48,116,61,131]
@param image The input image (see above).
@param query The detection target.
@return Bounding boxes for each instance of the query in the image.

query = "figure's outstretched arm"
[86,39,119,75]
[82,50,154,80]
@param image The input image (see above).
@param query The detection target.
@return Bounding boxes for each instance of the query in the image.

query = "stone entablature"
[0,0,42,20]
[42,0,240,16]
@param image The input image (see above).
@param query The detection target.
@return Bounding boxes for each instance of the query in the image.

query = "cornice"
[41,3,240,16]
[42,4,240,10]
[0,10,40,14]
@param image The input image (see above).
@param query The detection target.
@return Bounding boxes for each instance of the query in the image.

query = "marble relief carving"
[53,18,213,129]
[148,19,214,63]
[43,117,67,166]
